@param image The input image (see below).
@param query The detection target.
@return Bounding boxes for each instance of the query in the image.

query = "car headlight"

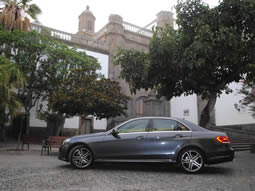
[62,138,71,145]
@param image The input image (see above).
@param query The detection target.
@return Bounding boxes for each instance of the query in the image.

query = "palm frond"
[0,56,24,119]
[26,4,41,21]
[21,0,32,5]
[2,0,12,4]
[0,0,41,31]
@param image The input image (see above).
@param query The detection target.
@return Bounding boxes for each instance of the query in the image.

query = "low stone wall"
[216,124,255,133]
[61,128,77,137]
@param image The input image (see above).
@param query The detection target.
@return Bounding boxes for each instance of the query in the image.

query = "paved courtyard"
[0,146,254,191]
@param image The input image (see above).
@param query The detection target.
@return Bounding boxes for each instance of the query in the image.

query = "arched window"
[88,21,92,31]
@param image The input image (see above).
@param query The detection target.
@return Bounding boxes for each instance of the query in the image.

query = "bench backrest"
[48,136,68,147]
[22,136,45,144]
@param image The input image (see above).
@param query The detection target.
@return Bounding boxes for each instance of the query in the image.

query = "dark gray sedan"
[58,117,234,173]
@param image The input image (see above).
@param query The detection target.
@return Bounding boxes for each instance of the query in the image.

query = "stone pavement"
[0,143,254,191]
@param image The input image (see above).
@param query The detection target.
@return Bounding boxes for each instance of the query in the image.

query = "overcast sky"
[33,0,219,34]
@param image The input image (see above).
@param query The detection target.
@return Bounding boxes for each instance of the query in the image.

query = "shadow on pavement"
[57,162,234,175]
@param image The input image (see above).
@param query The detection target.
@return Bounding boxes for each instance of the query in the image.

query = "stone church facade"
[76,6,174,128]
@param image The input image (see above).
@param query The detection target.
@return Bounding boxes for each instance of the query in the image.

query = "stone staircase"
[231,140,255,151]
[210,126,255,152]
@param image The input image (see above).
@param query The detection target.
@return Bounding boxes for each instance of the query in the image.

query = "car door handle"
[175,134,183,138]
[136,136,144,140]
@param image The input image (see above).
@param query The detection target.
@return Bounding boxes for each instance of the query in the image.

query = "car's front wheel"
[179,148,204,173]
[69,145,93,169]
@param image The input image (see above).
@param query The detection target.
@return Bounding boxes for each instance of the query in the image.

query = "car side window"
[118,119,149,133]
[152,119,190,132]
[176,122,190,131]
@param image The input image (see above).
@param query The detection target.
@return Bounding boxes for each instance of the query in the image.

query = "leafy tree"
[37,43,102,136]
[47,69,129,119]
[236,81,255,118]
[114,0,255,128]
[0,29,53,135]
[39,47,129,135]
[0,28,128,137]
[0,56,24,140]
[0,0,41,31]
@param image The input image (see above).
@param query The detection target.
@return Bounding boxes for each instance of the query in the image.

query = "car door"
[96,119,151,160]
[144,119,191,160]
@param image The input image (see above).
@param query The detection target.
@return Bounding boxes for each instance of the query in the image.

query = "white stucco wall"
[64,117,80,129]
[30,100,47,127]
[94,118,107,130]
[170,94,198,124]
[215,82,255,126]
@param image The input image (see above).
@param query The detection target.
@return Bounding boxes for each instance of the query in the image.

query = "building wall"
[215,82,255,126]
[171,94,198,124]
[64,117,80,129]
[94,118,107,130]
[30,100,47,127]
[170,83,255,127]
[100,15,171,124]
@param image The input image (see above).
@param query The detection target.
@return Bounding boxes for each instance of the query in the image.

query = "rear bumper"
[206,150,234,164]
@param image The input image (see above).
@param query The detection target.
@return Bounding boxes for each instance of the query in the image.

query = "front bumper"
[58,143,70,162]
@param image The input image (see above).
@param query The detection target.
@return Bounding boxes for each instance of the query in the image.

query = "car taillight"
[216,136,231,144]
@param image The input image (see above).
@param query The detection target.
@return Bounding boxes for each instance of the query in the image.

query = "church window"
[88,21,92,31]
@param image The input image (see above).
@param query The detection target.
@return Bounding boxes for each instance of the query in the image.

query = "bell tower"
[156,11,174,27]
[78,6,96,37]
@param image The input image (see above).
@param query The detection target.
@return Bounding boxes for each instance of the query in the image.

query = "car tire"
[178,148,204,173]
[69,145,93,169]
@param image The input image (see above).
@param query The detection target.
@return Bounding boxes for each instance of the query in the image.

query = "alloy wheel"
[71,146,92,169]
[180,149,204,173]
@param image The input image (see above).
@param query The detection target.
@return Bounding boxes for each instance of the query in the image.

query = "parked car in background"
[59,117,234,173]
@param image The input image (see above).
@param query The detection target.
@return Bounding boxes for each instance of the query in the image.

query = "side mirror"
[111,129,119,136]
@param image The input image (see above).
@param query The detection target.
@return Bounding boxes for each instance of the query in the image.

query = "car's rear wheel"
[179,148,204,173]
[69,145,93,169]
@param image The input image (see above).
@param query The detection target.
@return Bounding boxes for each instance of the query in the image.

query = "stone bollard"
[251,144,255,153]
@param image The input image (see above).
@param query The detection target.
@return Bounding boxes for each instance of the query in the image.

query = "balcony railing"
[123,21,153,38]
[31,23,109,54]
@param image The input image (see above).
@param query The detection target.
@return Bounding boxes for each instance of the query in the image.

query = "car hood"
[71,132,107,140]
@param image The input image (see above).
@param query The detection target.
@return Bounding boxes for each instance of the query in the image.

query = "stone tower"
[78,6,96,37]
[75,8,173,129]
[156,11,174,27]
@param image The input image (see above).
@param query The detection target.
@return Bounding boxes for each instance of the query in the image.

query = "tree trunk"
[46,117,65,136]
[55,117,65,136]
[0,126,7,142]
[16,115,25,150]
[24,112,30,135]
[199,92,217,128]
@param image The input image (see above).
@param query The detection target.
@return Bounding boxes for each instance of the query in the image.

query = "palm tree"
[0,56,24,140]
[0,0,41,31]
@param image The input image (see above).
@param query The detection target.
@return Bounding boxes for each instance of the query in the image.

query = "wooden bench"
[41,136,68,155]
[22,136,45,150]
